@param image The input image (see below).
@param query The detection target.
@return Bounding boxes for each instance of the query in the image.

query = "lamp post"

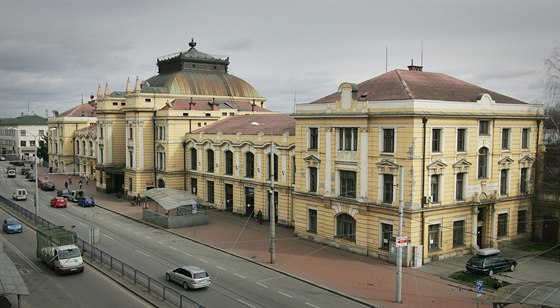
[10,128,39,222]
[251,121,276,264]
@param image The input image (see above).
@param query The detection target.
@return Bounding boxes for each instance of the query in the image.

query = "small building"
[0,114,47,161]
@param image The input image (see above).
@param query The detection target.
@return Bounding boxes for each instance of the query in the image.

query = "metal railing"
[0,194,204,308]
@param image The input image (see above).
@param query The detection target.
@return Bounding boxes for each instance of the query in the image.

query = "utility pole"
[396,166,404,303]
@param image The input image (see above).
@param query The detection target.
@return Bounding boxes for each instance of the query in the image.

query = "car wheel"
[166,273,171,281]
[510,264,516,272]
[183,282,189,290]
[488,269,494,277]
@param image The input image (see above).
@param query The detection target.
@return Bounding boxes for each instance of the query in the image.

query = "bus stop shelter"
[140,188,209,229]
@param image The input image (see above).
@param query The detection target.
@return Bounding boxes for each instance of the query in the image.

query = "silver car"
[166,266,211,290]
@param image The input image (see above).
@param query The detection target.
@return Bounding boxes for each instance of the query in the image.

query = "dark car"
[77,196,95,207]
[57,189,72,199]
[466,248,517,276]
[41,182,56,191]
[21,167,30,175]
[3,218,23,234]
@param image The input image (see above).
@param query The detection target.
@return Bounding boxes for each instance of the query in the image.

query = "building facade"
[48,99,97,173]
[0,114,47,160]
[183,114,296,224]
[95,39,268,195]
[292,65,545,264]
[73,123,98,179]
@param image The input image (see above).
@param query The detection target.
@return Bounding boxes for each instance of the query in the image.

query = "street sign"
[192,202,198,214]
[396,236,408,247]
[476,280,483,295]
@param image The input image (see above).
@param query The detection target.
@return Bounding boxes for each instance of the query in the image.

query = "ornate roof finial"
[189,38,196,49]
[125,77,131,93]
[97,84,102,98]
[134,76,141,92]
[104,82,110,97]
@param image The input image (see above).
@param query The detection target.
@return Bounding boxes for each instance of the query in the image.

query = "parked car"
[166,266,211,290]
[466,248,517,276]
[0,156,5,161]
[21,167,30,175]
[12,189,27,201]
[67,190,84,202]
[25,170,34,178]
[77,196,95,207]
[41,182,55,191]
[3,218,22,234]
[57,189,72,199]
[50,197,68,208]
[28,173,36,182]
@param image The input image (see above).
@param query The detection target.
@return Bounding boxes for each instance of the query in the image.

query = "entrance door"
[542,216,559,243]
[477,226,483,248]
[245,187,254,217]
[224,184,233,212]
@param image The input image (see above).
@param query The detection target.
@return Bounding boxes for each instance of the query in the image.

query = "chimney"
[407,59,423,72]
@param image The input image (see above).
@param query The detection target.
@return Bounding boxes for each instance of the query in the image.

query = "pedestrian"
[79,180,82,189]
[136,194,141,206]
[86,177,89,185]
[68,176,72,185]
[64,181,68,189]
[256,210,263,225]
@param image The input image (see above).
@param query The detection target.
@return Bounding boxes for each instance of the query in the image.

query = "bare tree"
[545,44,560,103]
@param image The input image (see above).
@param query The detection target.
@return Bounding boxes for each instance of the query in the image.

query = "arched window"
[267,152,278,181]
[206,149,214,173]
[478,147,489,179]
[225,150,233,175]
[190,148,197,170]
[336,213,356,241]
[157,179,165,188]
[75,140,80,154]
[245,152,254,178]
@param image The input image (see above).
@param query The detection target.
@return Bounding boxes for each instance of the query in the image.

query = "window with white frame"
[308,208,317,233]
[383,128,395,153]
[478,147,489,179]
[309,127,318,150]
[457,128,466,152]
[428,224,441,250]
[207,149,214,173]
[522,128,531,149]
[520,167,529,194]
[225,150,233,176]
[128,126,133,140]
[456,172,465,200]
[207,180,215,203]
[190,148,197,170]
[500,169,509,195]
[338,127,358,151]
[453,220,465,247]
[339,170,356,198]
[309,167,317,192]
[430,174,441,203]
[336,213,355,241]
[75,141,80,154]
[128,150,133,168]
[432,128,442,153]
[157,151,166,170]
[498,213,508,237]
[245,152,254,178]
[380,223,393,250]
[501,128,511,150]
[383,174,394,204]
[479,120,490,135]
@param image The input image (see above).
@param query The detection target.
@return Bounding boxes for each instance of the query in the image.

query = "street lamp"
[251,121,276,264]
[9,127,39,222]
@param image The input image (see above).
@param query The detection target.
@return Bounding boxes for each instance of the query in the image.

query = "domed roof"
[142,39,261,99]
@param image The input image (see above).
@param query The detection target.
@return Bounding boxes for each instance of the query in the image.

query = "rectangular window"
[20,130,26,136]
[501,128,511,150]
[20,141,26,147]
[191,149,198,171]
[500,169,509,195]
[381,223,393,250]
[338,128,358,151]
[520,168,528,194]
[522,128,530,149]
[383,174,394,204]
[308,209,317,233]
[517,210,528,234]
[309,127,318,150]
[431,175,440,203]
[309,167,317,192]
[30,140,35,147]
[428,224,441,251]
[456,172,465,200]
[432,129,442,152]
[39,130,44,136]
[225,151,234,176]
[128,126,133,139]
[207,150,214,173]
[128,150,133,168]
[245,153,254,178]
[99,127,104,139]
[207,181,215,203]
[479,120,490,135]
[498,213,508,237]
[99,148,104,163]
[191,178,197,195]
[453,220,465,247]
[129,177,133,192]
[457,128,466,152]
[383,129,395,153]
[339,170,356,198]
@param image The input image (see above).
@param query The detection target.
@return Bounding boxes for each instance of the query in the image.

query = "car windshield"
[193,272,209,279]
[6,219,18,225]
[58,248,81,259]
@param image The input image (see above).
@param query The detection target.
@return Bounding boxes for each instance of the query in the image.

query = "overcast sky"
[1,0,558,118]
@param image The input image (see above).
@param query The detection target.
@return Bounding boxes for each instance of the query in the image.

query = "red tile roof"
[60,102,97,117]
[191,114,295,136]
[311,69,526,104]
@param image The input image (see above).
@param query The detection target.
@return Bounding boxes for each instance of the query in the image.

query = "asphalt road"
[0,163,370,308]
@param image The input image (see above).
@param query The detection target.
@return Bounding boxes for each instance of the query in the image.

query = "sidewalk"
[46,172,487,308]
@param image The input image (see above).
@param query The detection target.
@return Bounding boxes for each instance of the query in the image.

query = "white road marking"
[278,291,293,298]
[256,282,268,288]
[157,241,164,245]
[305,303,320,308]
[169,246,178,251]
[104,234,115,241]
[136,250,150,257]
[234,273,246,279]
[144,236,152,240]
[198,258,208,263]
[123,227,130,231]
[236,299,256,308]
[216,266,225,270]
[183,252,192,256]
[134,231,140,235]
[78,222,87,227]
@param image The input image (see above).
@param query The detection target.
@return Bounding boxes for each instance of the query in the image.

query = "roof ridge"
[395,70,414,99]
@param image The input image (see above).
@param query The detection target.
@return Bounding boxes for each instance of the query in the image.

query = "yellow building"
[183,114,296,224]
[48,98,97,173]
[292,64,545,264]
[73,123,98,179]
[95,39,268,195]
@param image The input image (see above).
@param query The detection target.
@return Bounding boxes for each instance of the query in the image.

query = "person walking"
[64,181,68,189]
[79,180,82,189]
[256,210,263,225]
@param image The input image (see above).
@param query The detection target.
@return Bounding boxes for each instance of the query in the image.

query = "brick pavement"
[45,171,489,308]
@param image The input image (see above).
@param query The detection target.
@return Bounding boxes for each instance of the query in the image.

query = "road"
[0,210,152,308]
[0,162,370,308]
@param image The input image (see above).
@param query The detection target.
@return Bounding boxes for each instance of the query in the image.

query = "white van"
[12,189,27,201]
